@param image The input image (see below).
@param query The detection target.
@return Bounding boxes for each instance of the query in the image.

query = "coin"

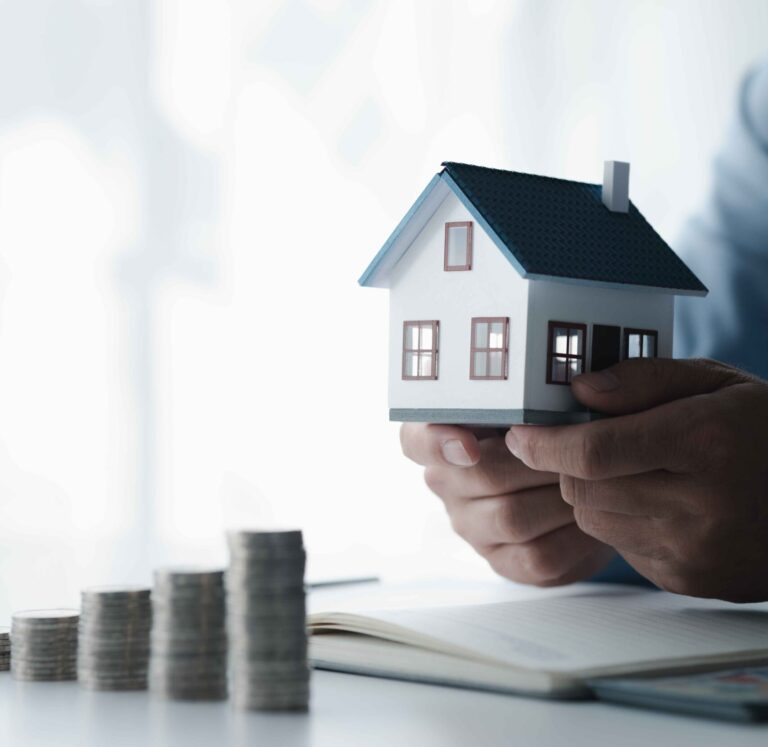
[148,567,227,702]
[226,530,309,711]
[11,610,79,682]
[77,586,152,691]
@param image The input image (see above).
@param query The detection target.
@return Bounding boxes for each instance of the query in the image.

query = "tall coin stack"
[226,530,309,711]
[77,586,152,690]
[149,568,228,701]
[11,609,79,681]
[0,627,10,671]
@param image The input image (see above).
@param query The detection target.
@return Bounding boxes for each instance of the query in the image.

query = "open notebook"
[308,585,768,698]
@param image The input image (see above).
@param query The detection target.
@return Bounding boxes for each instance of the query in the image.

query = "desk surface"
[1,669,766,746]
[3,579,767,745]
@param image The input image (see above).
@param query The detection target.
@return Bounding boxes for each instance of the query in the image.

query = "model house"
[359,161,707,425]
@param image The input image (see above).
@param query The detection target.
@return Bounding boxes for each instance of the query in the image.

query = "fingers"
[505,395,704,480]
[426,437,558,501]
[572,507,671,560]
[559,471,689,517]
[445,484,575,547]
[483,523,613,586]
[570,357,749,415]
[400,423,481,467]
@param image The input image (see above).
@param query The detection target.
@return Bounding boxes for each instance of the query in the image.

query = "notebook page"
[365,588,768,674]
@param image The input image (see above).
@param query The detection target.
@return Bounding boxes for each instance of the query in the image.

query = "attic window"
[444,221,473,271]
[470,318,508,379]
[547,321,586,385]
[624,329,657,359]
[402,321,439,380]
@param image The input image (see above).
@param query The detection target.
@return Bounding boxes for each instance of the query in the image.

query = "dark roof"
[441,162,707,293]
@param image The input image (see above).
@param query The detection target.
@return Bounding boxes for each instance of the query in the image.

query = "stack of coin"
[77,585,152,690]
[0,627,10,671]
[226,530,309,711]
[149,568,227,701]
[11,609,79,681]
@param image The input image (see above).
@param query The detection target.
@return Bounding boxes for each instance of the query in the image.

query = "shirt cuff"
[588,554,657,587]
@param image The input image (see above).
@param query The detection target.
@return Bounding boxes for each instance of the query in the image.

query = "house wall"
[388,192,529,411]
[524,279,675,412]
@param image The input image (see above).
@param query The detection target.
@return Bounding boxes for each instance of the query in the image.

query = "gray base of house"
[389,408,604,426]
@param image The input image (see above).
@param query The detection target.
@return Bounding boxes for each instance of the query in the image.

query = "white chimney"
[602,160,630,213]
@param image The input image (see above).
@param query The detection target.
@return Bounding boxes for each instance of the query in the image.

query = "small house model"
[359,161,707,425]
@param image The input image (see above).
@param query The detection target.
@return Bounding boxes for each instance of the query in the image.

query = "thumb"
[570,357,749,415]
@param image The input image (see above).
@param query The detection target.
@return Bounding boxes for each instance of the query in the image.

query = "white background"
[0,0,767,620]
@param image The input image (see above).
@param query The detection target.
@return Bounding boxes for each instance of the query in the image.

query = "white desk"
[0,668,766,747]
[3,579,766,745]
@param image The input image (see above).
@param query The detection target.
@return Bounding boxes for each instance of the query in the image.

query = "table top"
[3,578,766,745]
[1,668,766,747]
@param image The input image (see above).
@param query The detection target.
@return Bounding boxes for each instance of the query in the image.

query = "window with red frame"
[444,221,473,271]
[624,328,658,359]
[547,321,586,384]
[470,317,508,379]
[402,321,439,380]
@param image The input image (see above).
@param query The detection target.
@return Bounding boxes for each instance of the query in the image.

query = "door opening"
[591,324,621,372]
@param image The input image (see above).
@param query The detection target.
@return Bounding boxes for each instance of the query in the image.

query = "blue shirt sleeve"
[589,554,656,587]
[591,64,768,587]
[675,63,768,378]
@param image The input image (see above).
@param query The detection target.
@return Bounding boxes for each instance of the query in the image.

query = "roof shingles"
[442,161,707,293]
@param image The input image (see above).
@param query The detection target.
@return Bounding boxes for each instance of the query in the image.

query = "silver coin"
[78,636,151,650]
[153,567,225,586]
[11,658,79,669]
[82,584,151,597]
[152,585,225,597]
[11,663,78,674]
[150,643,228,658]
[11,640,78,653]
[12,664,77,678]
[227,602,305,618]
[12,609,80,625]
[77,652,150,666]
[227,641,307,659]
[78,585,152,691]
[227,619,306,635]
[226,559,306,575]
[79,607,151,618]
[226,586,305,598]
[149,664,228,679]
[226,529,303,547]
[232,659,308,675]
[79,678,147,691]
[79,613,152,625]
[150,610,226,622]
[150,630,227,645]
[12,671,77,682]
[11,625,79,636]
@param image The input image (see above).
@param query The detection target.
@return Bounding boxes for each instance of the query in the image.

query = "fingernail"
[441,439,475,467]
[505,430,521,459]
[574,370,620,392]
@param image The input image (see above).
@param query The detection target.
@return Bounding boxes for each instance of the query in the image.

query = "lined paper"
[339,588,768,674]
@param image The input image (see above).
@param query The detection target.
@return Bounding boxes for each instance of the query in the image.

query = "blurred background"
[0,0,766,618]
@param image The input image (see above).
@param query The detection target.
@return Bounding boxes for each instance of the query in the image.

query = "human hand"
[400,423,616,586]
[505,358,768,602]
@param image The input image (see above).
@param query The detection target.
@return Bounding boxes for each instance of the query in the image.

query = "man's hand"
[506,358,768,602]
[400,423,615,586]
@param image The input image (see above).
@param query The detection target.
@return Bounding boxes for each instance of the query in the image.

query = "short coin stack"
[11,609,79,681]
[226,530,309,711]
[0,627,10,671]
[149,568,227,701]
[77,586,152,690]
